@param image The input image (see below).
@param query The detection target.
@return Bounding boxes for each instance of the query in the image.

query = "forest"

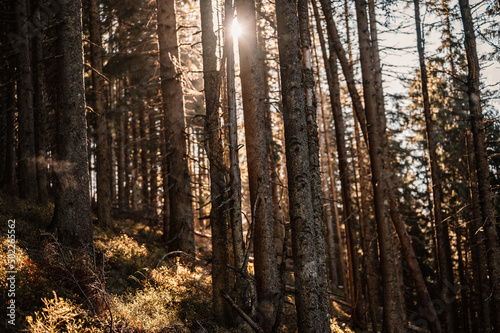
[0,0,499,332]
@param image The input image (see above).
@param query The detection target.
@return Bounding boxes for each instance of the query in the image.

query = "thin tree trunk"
[16,0,37,200]
[318,0,368,143]
[275,0,331,331]
[138,102,149,207]
[225,0,246,311]
[200,0,232,324]
[353,0,405,330]
[237,0,280,329]
[312,2,363,324]
[90,0,112,228]
[466,130,491,333]
[311,0,347,294]
[118,106,127,210]
[413,2,453,331]
[459,3,500,329]
[50,0,92,247]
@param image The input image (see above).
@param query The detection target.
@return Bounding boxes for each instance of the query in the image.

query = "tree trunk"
[275,0,331,331]
[50,0,92,247]
[297,2,331,330]
[237,0,281,329]
[32,4,48,204]
[200,0,232,324]
[225,0,246,311]
[90,0,112,229]
[459,1,500,330]
[318,0,368,143]
[138,102,149,207]
[413,1,452,331]
[353,0,405,330]
[15,0,37,200]
[157,0,195,253]
[466,130,491,333]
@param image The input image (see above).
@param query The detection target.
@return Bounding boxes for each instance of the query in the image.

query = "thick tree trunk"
[90,0,112,229]
[200,0,232,324]
[237,0,280,330]
[275,0,331,331]
[157,0,195,253]
[459,1,500,330]
[50,0,92,247]
[32,5,48,204]
[16,0,37,200]
[2,79,16,192]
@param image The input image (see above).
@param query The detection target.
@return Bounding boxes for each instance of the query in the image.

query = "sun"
[232,18,242,38]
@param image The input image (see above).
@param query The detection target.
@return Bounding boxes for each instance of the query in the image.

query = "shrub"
[25,291,98,333]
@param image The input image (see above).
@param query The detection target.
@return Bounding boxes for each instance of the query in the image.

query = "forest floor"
[0,192,354,332]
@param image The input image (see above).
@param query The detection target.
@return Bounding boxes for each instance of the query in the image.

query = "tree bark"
[50,0,92,247]
[297,2,331,330]
[275,0,331,331]
[15,0,37,200]
[157,0,195,253]
[353,0,405,330]
[200,0,232,324]
[90,0,112,229]
[237,0,280,329]
[226,0,246,312]
[459,1,500,330]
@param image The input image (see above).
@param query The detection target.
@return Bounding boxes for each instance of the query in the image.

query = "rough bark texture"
[297,2,331,330]
[157,0,195,253]
[90,0,113,229]
[237,0,280,329]
[50,0,92,247]
[200,0,232,324]
[353,0,405,331]
[459,1,500,330]
[16,0,37,200]
[275,0,330,331]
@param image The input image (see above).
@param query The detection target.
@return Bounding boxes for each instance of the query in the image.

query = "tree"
[157,0,195,253]
[200,0,232,324]
[275,0,330,330]
[15,0,37,200]
[90,0,113,229]
[459,0,500,330]
[50,0,93,247]
[236,0,280,329]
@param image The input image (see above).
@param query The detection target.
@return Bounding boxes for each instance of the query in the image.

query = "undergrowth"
[1,192,354,332]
